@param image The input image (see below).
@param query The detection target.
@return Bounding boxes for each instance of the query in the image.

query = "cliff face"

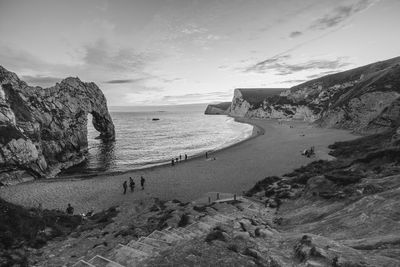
[0,66,115,184]
[229,57,400,133]
[204,102,231,115]
[229,88,286,118]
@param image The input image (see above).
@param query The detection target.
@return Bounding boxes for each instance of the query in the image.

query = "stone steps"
[73,197,271,267]
[87,255,124,267]
[147,230,179,244]
[175,226,197,238]
[139,236,172,250]
[163,229,187,240]
[127,240,161,254]
[166,228,192,239]
[72,260,96,267]
[107,244,148,267]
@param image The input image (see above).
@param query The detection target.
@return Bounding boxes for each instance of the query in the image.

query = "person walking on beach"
[185,154,188,161]
[140,176,145,190]
[206,151,208,159]
[66,203,74,215]
[123,181,127,194]
[171,158,175,166]
[179,154,182,161]
[129,177,135,192]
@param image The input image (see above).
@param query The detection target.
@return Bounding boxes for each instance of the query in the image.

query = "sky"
[0,0,399,106]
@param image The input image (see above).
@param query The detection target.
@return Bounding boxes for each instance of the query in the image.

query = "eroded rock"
[0,66,115,183]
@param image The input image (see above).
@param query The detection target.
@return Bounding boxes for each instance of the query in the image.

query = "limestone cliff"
[229,57,400,133]
[204,102,231,115]
[0,66,115,184]
[229,88,286,118]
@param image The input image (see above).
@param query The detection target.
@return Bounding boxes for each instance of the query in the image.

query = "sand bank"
[0,119,357,213]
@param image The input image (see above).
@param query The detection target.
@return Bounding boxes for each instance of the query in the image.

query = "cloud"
[245,54,291,73]
[288,0,379,38]
[289,31,303,38]
[82,39,156,72]
[181,24,207,35]
[126,86,164,94]
[0,46,59,73]
[160,77,183,83]
[307,70,339,79]
[310,0,379,30]
[104,78,148,84]
[21,75,62,87]
[160,91,232,104]
[280,79,307,84]
[246,55,351,75]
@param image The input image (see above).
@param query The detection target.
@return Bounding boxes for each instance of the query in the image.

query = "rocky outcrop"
[0,66,115,184]
[229,88,286,117]
[229,57,400,134]
[204,102,231,115]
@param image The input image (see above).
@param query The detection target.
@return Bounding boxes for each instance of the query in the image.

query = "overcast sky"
[0,0,399,106]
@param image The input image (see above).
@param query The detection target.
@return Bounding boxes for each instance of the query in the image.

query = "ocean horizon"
[62,103,253,176]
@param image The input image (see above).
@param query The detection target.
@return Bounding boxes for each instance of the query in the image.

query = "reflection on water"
[91,139,116,171]
[61,139,116,176]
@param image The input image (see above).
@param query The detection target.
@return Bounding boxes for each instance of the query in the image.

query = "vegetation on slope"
[0,199,118,266]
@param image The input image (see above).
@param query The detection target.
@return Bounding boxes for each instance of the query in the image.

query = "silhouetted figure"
[185,154,188,161]
[86,208,94,217]
[206,152,208,159]
[123,181,128,194]
[140,176,145,190]
[129,177,135,192]
[66,203,74,215]
[179,154,182,161]
[175,157,179,163]
[171,159,175,166]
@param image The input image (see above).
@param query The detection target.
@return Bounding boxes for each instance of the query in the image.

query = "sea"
[62,104,253,176]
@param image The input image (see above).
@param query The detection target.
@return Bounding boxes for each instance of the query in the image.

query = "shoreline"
[47,115,262,182]
[0,118,358,213]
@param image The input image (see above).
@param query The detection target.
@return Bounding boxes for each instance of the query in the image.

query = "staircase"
[72,196,270,267]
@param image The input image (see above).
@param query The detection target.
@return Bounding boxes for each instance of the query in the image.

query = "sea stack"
[0,66,115,184]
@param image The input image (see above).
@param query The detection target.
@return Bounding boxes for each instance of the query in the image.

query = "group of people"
[171,154,188,166]
[302,146,315,158]
[65,203,93,217]
[123,176,145,194]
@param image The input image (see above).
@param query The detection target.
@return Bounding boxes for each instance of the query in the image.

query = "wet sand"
[0,119,357,213]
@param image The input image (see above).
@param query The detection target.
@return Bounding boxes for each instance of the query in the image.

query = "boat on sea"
[152,118,160,121]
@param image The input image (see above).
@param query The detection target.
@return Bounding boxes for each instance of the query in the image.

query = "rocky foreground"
[0,66,115,184]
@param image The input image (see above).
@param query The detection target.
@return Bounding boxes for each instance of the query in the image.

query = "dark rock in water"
[0,66,115,184]
[152,118,160,121]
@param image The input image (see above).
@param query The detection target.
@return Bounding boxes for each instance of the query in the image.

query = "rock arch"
[0,66,115,184]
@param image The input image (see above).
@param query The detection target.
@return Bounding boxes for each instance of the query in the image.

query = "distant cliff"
[229,88,286,117]
[204,102,231,115]
[0,66,115,184]
[228,57,400,134]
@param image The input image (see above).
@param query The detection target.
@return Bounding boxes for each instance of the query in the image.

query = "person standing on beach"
[185,154,188,161]
[66,203,74,215]
[171,158,175,166]
[179,154,182,161]
[129,177,135,192]
[140,176,145,190]
[206,152,208,159]
[123,181,127,194]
